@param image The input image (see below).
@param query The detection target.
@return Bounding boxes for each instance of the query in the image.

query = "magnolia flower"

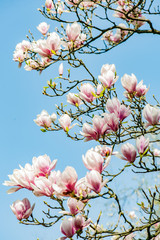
[73,215,91,231]
[60,217,76,238]
[79,83,96,103]
[34,110,53,128]
[101,64,116,75]
[60,166,78,194]
[75,177,91,199]
[31,175,55,197]
[37,22,50,35]
[24,59,39,71]
[45,0,54,9]
[86,170,108,193]
[3,163,35,193]
[67,93,82,106]
[106,97,131,121]
[98,70,118,88]
[59,114,75,132]
[33,32,61,57]
[121,73,137,94]
[10,198,35,220]
[66,198,84,215]
[120,143,137,163]
[32,154,57,177]
[136,136,149,154]
[82,149,104,173]
[135,80,149,97]
[96,84,104,95]
[143,104,160,127]
[66,22,81,42]
[59,63,63,76]
[103,113,119,132]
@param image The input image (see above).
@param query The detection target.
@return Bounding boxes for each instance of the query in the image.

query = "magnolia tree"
[4,0,160,239]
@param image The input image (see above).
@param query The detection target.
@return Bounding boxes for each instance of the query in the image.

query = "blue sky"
[1,0,160,239]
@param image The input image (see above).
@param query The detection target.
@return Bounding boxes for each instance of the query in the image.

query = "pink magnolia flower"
[82,149,104,173]
[121,143,137,163]
[67,93,82,106]
[121,73,137,94]
[79,83,96,103]
[86,170,108,193]
[143,104,160,127]
[101,63,116,75]
[3,163,35,193]
[24,59,39,71]
[75,177,91,199]
[34,110,53,128]
[15,40,31,52]
[135,80,149,97]
[66,198,84,215]
[59,63,63,76]
[81,123,99,142]
[31,174,56,197]
[106,97,131,121]
[136,136,149,154]
[60,217,76,238]
[32,154,57,177]
[33,32,61,57]
[103,113,119,132]
[60,166,78,194]
[45,0,54,9]
[98,70,118,88]
[94,145,114,157]
[59,114,75,132]
[66,22,81,42]
[10,198,35,220]
[13,49,28,63]
[37,22,50,35]
[73,215,91,231]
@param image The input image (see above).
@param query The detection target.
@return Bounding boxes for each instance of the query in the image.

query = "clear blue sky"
[1,0,160,239]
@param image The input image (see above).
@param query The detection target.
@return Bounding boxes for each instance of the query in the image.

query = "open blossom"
[32,154,57,177]
[81,115,109,141]
[82,149,104,173]
[121,73,137,94]
[59,114,75,132]
[3,163,35,193]
[79,83,96,103]
[143,104,160,127]
[86,170,108,193]
[10,198,35,220]
[136,136,149,154]
[94,145,115,157]
[135,80,149,97]
[15,40,31,52]
[103,113,119,132]
[66,22,81,42]
[63,22,86,49]
[106,97,131,121]
[59,166,78,194]
[34,110,56,128]
[37,22,50,35]
[66,198,84,215]
[120,143,137,163]
[98,70,118,88]
[73,215,91,231]
[24,59,39,71]
[60,217,76,238]
[33,32,61,57]
[67,93,82,106]
[75,177,91,199]
[31,175,55,197]
[13,49,28,63]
